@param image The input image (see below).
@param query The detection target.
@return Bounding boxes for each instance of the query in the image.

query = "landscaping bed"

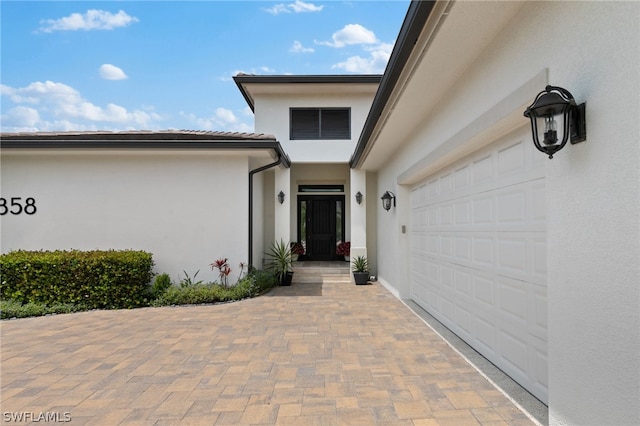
[1,250,277,320]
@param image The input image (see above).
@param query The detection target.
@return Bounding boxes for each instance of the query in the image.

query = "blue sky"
[1,1,410,133]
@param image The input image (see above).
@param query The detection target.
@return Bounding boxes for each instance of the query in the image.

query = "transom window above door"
[290,108,351,140]
[298,184,344,193]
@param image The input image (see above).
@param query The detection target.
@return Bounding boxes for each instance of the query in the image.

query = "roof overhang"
[233,74,382,112]
[0,130,291,168]
[350,0,525,170]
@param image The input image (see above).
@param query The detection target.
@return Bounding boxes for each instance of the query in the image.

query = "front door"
[298,195,344,261]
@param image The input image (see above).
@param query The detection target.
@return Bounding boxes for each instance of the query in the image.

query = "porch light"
[524,85,586,159]
[277,191,285,204]
[355,191,363,205]
[381,191,395,211]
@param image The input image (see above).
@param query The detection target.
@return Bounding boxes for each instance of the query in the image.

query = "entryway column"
[274,167,291,243]
[350,168,367,260]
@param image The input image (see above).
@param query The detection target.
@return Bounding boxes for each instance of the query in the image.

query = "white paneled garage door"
[409,127,548,403]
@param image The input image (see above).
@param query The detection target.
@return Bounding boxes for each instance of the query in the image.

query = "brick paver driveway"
[1,279,536,425]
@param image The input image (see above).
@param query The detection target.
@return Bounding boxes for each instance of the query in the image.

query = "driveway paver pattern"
[1,278,536,425]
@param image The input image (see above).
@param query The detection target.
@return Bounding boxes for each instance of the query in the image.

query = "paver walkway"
[1,276,536,425]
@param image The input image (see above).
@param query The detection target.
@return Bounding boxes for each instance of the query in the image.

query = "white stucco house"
[1,1,638,425]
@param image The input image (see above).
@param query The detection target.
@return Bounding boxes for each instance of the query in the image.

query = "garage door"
[409,127,548,403]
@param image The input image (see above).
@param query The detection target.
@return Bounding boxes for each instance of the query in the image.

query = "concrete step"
[292,261,351,283]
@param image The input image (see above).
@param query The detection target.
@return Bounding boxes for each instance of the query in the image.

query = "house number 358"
[0,197,37,215]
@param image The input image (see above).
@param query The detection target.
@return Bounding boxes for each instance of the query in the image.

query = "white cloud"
[264,0,323,15]
[99,64,128,80]
[316,24,377,48]
[290,40,314,53]
[264,4,289,15]
[214,108,236,124]
[289,0,323,13]
[38,9,138,33]
[180,108,254,133]
[2,106,41,130]
[0,81,162,131]
[332,42,394,73]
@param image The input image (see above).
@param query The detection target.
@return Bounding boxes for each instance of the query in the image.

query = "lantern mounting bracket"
[569,102,587,144]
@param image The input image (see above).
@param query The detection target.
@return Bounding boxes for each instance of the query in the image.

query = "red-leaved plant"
[291,242,305,255]
[211,258,231,288]
[210,258,247,288]
[336,241,350,256]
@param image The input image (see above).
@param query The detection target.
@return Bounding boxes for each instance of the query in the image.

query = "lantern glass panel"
[535,113,567,147]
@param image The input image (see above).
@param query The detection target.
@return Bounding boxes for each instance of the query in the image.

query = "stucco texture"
[371,1,639,425]
[1,151,250,284]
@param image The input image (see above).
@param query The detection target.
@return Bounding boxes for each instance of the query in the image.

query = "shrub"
[241,269,278,296]
[0,299,84,319]
[151,273,172,299]
[0,250,154,309]
[151,283,224,306]
[151,269,277,307]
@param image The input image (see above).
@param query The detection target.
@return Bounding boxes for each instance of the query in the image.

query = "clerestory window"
[290,108,351,140]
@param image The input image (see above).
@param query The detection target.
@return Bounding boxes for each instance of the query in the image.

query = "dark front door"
[298,195,344,261]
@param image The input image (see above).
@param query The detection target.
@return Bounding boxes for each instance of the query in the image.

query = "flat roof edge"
[232,74,383,84]
[233,74,383,112]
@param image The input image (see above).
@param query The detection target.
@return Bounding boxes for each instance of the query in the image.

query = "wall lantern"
[355,191,363,205]
[277,191,285,204]
[381,191,396,211]
[524,85,586,159]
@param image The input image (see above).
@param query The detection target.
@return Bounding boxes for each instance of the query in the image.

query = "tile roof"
[0,129,276,141]
[0,130,291,168]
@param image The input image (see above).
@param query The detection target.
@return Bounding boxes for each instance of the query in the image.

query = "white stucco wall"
[274,167,291,243]
[261,171,276,267]
[371,2,639,424]
[1,150,252,284]
[253,93,375,163]
[249,82,377,262]
[365,171,378,278]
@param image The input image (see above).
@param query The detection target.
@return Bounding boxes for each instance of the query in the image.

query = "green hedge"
[0,250,154,309]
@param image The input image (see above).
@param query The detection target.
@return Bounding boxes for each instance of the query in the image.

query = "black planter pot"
[280,271,294,286]
[353,272,368,285]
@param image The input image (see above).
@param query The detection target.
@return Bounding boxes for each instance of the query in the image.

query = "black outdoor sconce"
[524,85,586,159]
[277,191,285,204]
[355,191,363,205]
[381,191,396,211]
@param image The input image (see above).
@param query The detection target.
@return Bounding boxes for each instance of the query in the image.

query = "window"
[298,185,344,193]
[290,108,350,140]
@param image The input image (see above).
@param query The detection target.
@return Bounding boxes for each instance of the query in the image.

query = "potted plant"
[290,242,305,261]
[266,239,294,286]
[336,241,350,261]
[351,255,369,285]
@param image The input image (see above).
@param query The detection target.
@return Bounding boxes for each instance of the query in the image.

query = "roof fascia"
[349,0,437,169]
[1,138,291,168]
[233,74,383,112]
